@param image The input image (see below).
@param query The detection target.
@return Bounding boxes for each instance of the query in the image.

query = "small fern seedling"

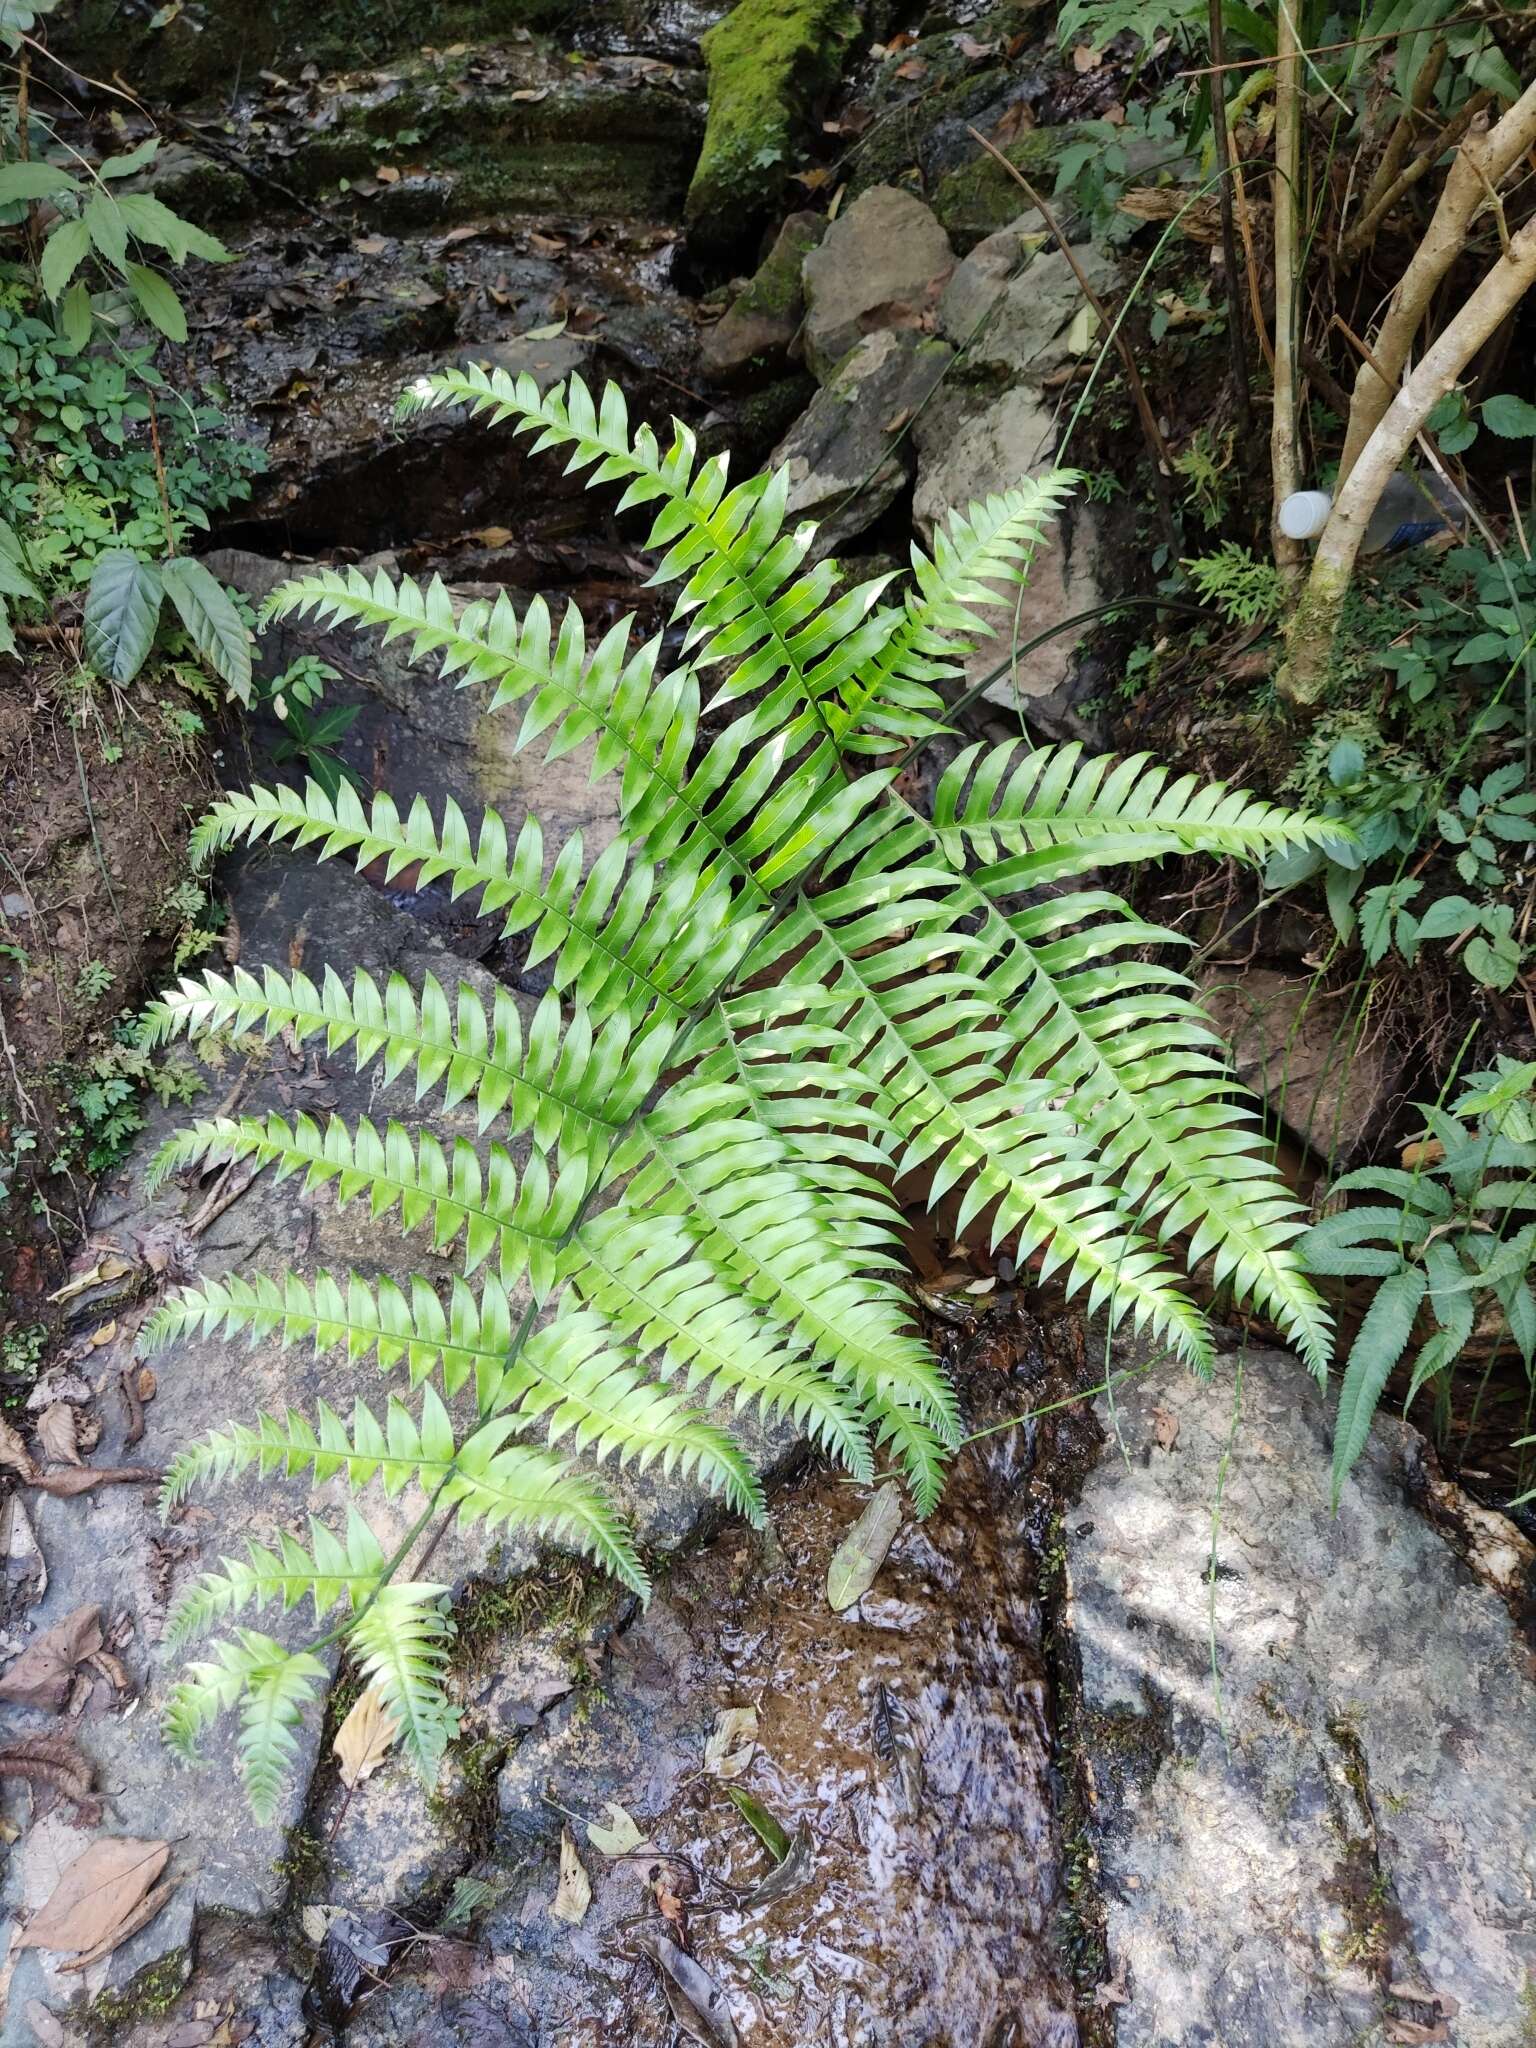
[144,370,1342,1813]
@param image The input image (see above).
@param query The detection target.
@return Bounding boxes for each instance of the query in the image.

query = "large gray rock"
[940,234,1119,385]
[1065,1346,1536,2046]
[1199,966,1402,1165]
[913,384,1105,723]
[801,185,955,381]
[771,329,953,557]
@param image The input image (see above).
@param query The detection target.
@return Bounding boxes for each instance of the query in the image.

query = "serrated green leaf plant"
[144,368,1341,1813]
[1301,1055,1536,1506]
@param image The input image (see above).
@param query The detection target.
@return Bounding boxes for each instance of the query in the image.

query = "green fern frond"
[162,1386,648,1596]
[145,1267,519,1407]
[166,1508,386,1647]
[163,1628,327,1824]
[147,965,675,1162]
[147,1110,587,1295]
[832,479,1081,748]
[151,372,1343,1816]
[347,1582,456,1781]
[933,740,1353,886]
[493,1305,766,1524]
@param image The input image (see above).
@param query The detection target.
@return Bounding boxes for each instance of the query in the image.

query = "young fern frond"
[156,370,1337,1814]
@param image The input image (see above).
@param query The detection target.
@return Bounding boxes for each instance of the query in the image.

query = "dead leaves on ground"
[0,1732,100,1821]
[332,1684,400,1789]
[703,1704,757,1780]
[826,1482,902,1612]
[549,1825,591,1925]
[0,1606,104,1712]
[17,1836,177,1971]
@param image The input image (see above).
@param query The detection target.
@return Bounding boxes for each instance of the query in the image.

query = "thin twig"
[964,126,1179,550]
[1506,474,1530,561]
[1207,0,1253,441]
[1338,89,1495,263]
[146,391,176,559]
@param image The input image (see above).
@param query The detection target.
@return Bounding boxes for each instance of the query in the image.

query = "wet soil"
[0,669,212,1311]
[350,1319,1098,2046]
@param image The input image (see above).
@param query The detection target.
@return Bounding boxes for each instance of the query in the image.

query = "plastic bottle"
[1278,471,1471,554]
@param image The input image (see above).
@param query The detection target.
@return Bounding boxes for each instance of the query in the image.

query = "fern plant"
[1302,1057,1536,1505]
[142,368,1340,1815]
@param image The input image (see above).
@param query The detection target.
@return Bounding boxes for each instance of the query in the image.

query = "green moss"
[931,130,1064,250]
[273,1820,329,1897]
[88,1952,190,2033]
[686,0,861,253]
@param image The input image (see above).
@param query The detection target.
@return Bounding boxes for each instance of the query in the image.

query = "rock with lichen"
[800,185,955,381]
[684,0,861,257]
[700,211,826,384]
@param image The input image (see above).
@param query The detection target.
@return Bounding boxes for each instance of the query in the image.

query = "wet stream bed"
[338,1322,1099,2047]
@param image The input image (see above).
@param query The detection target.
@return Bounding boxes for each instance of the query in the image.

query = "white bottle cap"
[1279,489,1333,540]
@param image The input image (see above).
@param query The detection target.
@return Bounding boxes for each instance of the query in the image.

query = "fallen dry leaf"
[827,1482,902,1612]
[1388,1984,1459,2020]
[894,56,927,78]
[507,85,549,101]
[1151,1405,1180,1453]
[1385,2025,1449,2046]
[353,234,389,255]
[36,1405,81,1468]
[0,1417,36,1480]
[1401,1138,1446,1171]
[46,1254,133,1306]
[136,1366,157,1403]
[17,1836,169,1956]
[704,1704,758,1779]
[59,1876,179,1973]
[1073,41,1104,69]
[586,1799,645,1857]
[549,1824,591,1925]
[26,1465,158,1497]
[1094,1955,1130,2008]
[0,1732,98,1817]
[0,1606,104,1711]
[333,1685,400,1789]
[955,32,998,57]
[374,164,401,183]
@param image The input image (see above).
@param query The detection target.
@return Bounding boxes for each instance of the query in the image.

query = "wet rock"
[801,185,955,381]
[913,383,1105,722]
[1065,1346,1536,2045]
[1198,967,1401,1164]
[771,329,953,557]
[685,0,860,256]
[940,237,1120,382]
[698,211,825,384]
[321,1757,472,1918]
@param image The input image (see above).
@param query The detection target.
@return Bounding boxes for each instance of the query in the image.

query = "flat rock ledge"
[1064,1345,1536,2047]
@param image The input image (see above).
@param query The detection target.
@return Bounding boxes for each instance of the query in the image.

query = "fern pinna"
[143,370,1339,1813]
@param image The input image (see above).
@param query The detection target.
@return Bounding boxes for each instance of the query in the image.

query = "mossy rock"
[931,129,1063,250]
[685,0,862,258]
[53,0,613,103]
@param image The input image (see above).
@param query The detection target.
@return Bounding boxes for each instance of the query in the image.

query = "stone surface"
[801,185,955,380]
[771,329,953,556]
[1065,1345,1536,2046]
[930,131,1068,250]
[699,211,825,384]
[1199,966,1402,1165]
[913,383,1105,722]
[940,239,1121,384]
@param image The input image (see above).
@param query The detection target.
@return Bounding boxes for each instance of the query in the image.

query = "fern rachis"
[145,368,1341,1812]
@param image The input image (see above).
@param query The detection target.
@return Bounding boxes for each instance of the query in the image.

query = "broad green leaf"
[1482,394,1536,440]
[84,190,129,270]
[0,161,78,204]
[99,137,161,179]
[57,281,94,354]
[161,557,253,701]
[0,551,40,603]
[83,552,164,684]
[125,262,187,343]
[39,217,90,300]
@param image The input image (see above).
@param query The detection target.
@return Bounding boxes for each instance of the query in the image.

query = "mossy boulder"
[699,210,825,384]
[931,129,1063,250]
[685,0,861,258]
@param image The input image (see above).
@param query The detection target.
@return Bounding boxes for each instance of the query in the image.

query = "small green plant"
[1183,543,1284,628]
[141,372,1339,1817]
[256,655,361,799]
[1303,1058,1536,1503]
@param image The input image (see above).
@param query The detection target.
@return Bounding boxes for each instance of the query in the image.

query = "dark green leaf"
[724,1785,791,1862]
[99,138,161,179]
[161,557,251,701]
[39,218,90,301]
[1482,394,1536,440]
[84,191,129,270]
[124,263,187,343]
[83,552,164,683]
[1331,1266,1427,1504]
